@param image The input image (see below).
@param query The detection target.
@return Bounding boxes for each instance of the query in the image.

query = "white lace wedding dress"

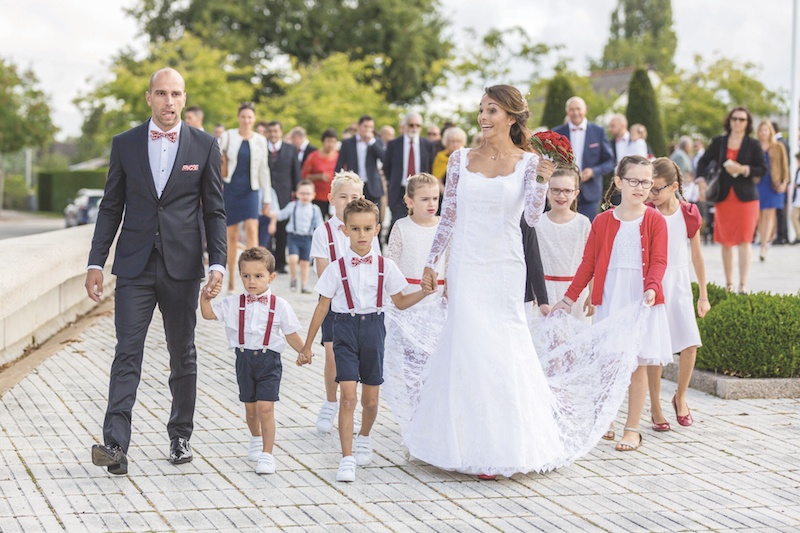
[383,148,649,477]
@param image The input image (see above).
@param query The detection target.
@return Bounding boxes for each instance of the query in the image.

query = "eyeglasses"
[549,188,576,196]
[620,177,654,189]
[650,184,671,195]
[730,117,748,122]
[406,123,422,128]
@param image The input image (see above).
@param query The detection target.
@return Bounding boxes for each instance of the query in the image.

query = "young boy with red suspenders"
[309,172,381,434]
[300,199,434,482]
[200,247,305,475]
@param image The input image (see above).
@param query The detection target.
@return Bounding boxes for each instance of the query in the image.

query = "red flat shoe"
[672,395,694,427]
[651,417,671,432]
[477,474,497,480]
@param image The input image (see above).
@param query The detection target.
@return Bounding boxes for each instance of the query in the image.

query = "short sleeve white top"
[211,289,301,352]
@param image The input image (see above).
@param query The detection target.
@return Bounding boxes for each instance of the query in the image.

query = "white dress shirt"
[211,289,301,352]
[148,119,181,197]
[355,134,375,182]
[297,140,309,162]
[268,140,282,155]
[315,248,407,314]
[401,134,421,187]
[614,131,631,164]
[309,215,382,262]
[568,119,587,171]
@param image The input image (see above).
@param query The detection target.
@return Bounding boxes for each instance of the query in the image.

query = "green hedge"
[692,283,800,378]
[38,169,107,212]
[2,174,28,210]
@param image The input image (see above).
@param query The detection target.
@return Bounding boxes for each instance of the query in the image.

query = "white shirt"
[211,289,301,352]
[315,248,407,314]
[297,140,309,162]
[568,119,587,171]
[310,215,381,262]
[402,134,421,187]
[148,119,181,197]
[355,134,375,182]
[268,140,282,155]
[614,131,631,164]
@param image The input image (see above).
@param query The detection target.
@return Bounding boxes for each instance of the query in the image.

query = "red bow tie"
[246,295,270,304]
[150,130,178,142]
[571,127,584,132]
[351,256,373,266]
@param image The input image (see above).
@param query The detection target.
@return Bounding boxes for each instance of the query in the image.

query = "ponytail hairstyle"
[550,166,581,212]
[404,172,439,216]
[602,155,653,210]
[483,85,532,151]
[652,157,684,200]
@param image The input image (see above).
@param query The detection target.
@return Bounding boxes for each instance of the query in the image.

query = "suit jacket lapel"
[583,125,594,164]
[160,123,191,201]
[136,122,158,200]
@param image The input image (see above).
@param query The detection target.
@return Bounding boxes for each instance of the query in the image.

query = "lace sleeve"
[387,220,402,263]
[523,153,549,227]
[426,149,461,268]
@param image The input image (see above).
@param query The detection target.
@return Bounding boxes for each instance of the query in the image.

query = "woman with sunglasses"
[696,107,767,293]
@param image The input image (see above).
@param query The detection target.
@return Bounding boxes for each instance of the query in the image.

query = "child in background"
[551,155,672,452]
[309,172,381,433]
[647,158,710,430]
[536,167,592,320]
[277,180,324,293]
[200,247,304,475]
[299,199,434,482]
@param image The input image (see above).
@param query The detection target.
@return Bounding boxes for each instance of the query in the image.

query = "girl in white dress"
[536,167,592,320]
[647,158,711,430]
[551,155,673,452]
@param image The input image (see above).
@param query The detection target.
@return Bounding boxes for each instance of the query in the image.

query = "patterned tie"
[150,130,178,142]
[351,256,373,267]
[407,141,416,177]
[571,127,584,132]
[246,295,270,304]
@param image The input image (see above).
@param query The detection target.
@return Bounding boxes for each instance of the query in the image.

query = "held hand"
[261,203,270,216]
[538,303,551,316]
[580,168,594,182]
[583,298,595,317]
[643,289,656,307]
[697,298,711,318]
[536,160,555,182]
[549,300,571,316]
[421,267,438,293]
[85,269,104,302]
[297,349,313,366]
[268,219,278,236]
[203,271,223,300]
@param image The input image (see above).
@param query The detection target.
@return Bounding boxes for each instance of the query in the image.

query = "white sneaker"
[336,456,356,482]
[248,436,262,462]
[316,401,338,433]
[255,452,276,474]
[354,435,372,466]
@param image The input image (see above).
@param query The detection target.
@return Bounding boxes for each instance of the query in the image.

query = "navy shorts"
[235,348,283,402]
[320,307,335,345]
[287,233,313,261]
[332,312,385,386]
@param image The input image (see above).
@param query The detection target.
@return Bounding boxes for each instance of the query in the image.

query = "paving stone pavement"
[1,243,799,532]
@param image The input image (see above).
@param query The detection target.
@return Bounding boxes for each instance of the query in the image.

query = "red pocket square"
[181,164,199,172]
[588,143,599,148]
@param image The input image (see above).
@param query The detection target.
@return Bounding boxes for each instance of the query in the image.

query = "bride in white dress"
[384,85,648,478]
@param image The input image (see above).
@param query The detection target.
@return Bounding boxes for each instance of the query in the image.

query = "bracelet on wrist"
[698,297,709,301]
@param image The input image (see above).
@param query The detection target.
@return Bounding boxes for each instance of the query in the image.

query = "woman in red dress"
[302,128,339,219]
[696,107,767,293]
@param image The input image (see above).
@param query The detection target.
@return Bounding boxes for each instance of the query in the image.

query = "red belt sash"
[406,278,445,285]
[544,275,574,282]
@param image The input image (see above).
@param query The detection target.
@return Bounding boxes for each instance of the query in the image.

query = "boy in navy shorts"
[299,198,434,482]
[277,180,324,294]
[201,247,304,474]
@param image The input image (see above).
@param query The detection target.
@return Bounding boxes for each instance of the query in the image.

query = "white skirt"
[662,265,702,353]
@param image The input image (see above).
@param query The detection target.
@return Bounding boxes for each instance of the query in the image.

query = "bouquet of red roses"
[529,131,575,168]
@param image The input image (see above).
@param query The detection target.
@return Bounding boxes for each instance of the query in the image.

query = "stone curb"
[662,361,800,399]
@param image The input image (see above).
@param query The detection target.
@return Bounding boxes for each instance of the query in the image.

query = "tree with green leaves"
[626,68,666,157]
[540,74,574,129]
[594,0,677,75]
[0,59,56,213]
[127,0,451,104]
[74,33,255,160]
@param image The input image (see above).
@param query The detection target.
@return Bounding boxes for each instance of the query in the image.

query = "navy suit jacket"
[384,136,435,219]
[88,121,227,280]
[335,137,386,200]
[553,122,615,204]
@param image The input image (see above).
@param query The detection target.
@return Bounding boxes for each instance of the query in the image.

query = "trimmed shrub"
[626,68,667,157]
[2,174,28,210]
[38,169,107,212]
[540,74,574,129]
[695,289,800,378]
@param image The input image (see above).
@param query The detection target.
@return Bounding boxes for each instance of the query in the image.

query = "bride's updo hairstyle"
[483,85,532,151]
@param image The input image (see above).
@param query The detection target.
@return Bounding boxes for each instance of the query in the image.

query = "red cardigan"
[645,201,702,238]
[565,207,668,306]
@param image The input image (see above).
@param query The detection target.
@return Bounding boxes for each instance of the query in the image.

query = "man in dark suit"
[553,96,615,220]
[85,68,227,474]
[290,126,317,168]
[266,120,301,272]
[384,112,435,228]
[335,115,386,205]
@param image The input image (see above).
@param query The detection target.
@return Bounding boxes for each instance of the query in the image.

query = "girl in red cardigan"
[551,155,672,452]
[647,158,711,431]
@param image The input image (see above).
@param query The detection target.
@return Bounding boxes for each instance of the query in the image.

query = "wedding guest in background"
[266,120,302,273]
[628,124,650,158]
[184,106,204,131]
[380,125,396,146]
[336,115,386,205]
[755,120,789,262]
[607,113,630,164]
[302,128,340,218]
[290,126,317,167]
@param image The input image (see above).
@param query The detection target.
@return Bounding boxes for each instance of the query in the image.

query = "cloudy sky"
[1,0,796,140]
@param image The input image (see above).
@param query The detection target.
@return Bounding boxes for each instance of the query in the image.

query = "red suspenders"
[238,293,276,351]
[337,256,384,316]
[324,222,337,262]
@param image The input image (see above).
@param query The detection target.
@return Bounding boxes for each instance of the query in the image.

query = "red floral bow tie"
[246,295,270,304]
[571,127,584,132]
[351,256,373,266]
[150,130,178,142]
